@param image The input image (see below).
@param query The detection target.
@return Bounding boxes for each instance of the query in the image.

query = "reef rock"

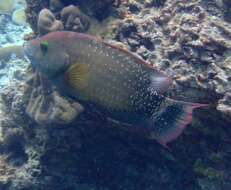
[114,0,231,121]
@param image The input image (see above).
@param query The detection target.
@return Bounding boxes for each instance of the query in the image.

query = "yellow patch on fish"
[66,63,90,91]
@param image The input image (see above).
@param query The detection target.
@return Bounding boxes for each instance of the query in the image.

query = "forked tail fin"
[147,99,208,148]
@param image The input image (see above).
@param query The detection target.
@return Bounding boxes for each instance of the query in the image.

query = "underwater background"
[0,0,231,189]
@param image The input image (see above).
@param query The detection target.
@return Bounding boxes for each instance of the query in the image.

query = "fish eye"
[40,41,49,55]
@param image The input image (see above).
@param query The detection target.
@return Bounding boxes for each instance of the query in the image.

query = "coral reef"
[61,5,90,32]
[0,0,27,27]
[25,0,49,33]
[114,0,231,120]
[0,0,231,190]
[0,11,32,98]
[24,70,84,125]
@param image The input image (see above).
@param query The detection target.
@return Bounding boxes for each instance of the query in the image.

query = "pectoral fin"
[147,100,208,148]
[65,63,90,91]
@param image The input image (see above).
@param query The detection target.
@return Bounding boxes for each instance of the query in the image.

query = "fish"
[23,31,208,148]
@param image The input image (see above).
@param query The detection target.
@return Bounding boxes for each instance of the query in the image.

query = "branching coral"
[37,8,63,35]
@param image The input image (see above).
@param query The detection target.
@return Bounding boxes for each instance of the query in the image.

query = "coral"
[115,0,231,119]
[1,0,231,189]
[25,0,49,32]
[0,0,15,15]
[37,8,63,35]
[24,70,84,125]
[0,155,15,187]
[61,5,90,32]
[0,0,28,26]
[12,8,28,26]
[25,0,120,33]
[69,0,116,20]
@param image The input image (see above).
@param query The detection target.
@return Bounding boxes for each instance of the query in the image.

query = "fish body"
[24,31,207,147]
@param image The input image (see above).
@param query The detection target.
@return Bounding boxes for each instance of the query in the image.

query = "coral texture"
[37,8,63,35]
[61,5,90,32]
[24,70,84,125]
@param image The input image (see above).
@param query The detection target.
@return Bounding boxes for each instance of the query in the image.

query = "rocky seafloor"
[0,0,231,190]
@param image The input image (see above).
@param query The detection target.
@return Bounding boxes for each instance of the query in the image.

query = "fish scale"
[24,31,208,148]
[78,41,152,112]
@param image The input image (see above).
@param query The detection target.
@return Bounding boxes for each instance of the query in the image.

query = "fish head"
[23,35,70,78]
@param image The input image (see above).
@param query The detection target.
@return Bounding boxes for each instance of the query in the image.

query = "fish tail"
[147,99,208,148]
